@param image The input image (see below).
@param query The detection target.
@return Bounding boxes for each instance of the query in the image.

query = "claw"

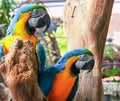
[75,54,94,73]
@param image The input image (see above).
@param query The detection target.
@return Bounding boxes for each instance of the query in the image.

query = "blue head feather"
[55,48,93,72]
[7,3,45,35]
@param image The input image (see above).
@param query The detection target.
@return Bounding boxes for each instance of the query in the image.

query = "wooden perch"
[0,39,46,101]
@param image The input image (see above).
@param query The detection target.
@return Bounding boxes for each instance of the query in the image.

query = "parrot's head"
[55,48,94,74]
[7,3,50,36]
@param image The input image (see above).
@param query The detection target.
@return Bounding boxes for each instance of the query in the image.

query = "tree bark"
[64,0,114,101]
[0,83,12,101]
[0,39,46,101]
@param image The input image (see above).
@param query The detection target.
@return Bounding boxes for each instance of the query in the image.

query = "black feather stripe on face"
[26,22,35,35]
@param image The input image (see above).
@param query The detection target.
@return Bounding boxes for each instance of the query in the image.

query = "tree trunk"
[64,0,114,101]
[0,39,46,101]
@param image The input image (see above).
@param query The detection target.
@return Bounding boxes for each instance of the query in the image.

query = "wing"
[36,41,58,96]
[36,42,46,74]
[39,66,57,96]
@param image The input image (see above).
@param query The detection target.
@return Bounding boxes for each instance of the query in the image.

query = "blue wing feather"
[36,42,46,74]
[39,66,57,96]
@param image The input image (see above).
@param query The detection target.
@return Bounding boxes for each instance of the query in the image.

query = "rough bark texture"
[0,83,12,101]
[0,74,4,83]
[0,39,46,101]
[64,0,114,101]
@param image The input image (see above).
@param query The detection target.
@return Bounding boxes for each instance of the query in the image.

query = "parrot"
[0,3,51,72]
[39,48,94,101]
[0,3,95,101]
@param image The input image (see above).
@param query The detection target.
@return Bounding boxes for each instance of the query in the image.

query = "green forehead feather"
[84,49,93,55]
[30,4,46,11]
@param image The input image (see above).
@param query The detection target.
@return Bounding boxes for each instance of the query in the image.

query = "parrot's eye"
[34,9,39,13]
[30,8,47,18]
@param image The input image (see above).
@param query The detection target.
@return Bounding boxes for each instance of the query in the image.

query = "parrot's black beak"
[80,59,94,73]
[38,13,51,32]
[75,54,94,73]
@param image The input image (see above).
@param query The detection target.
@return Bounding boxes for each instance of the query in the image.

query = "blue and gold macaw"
[0,4,50,72]
[39,49,94,101]
[0,3,94,101]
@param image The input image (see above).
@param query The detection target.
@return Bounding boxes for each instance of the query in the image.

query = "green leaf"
[105,68,120,77]
[0,0,17,32]
[104,44,117,59]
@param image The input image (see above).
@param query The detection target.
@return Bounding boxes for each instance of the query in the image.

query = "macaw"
[39,49,94,101]
[0,3,50,71]
[0,3,95,101]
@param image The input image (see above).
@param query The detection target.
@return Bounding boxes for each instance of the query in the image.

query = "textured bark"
[64,0,114,101]
[0,83,12,101]
[0,74,4,83]
[0,39,46,101]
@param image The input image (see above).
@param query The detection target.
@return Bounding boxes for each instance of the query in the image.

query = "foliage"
[104,44,117,59]
[0,0,16,33]
[43,25,67,66]
[103,44,120,81]
[105,68,120,77]
[53,25,67,55]
[0,0,16,24]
